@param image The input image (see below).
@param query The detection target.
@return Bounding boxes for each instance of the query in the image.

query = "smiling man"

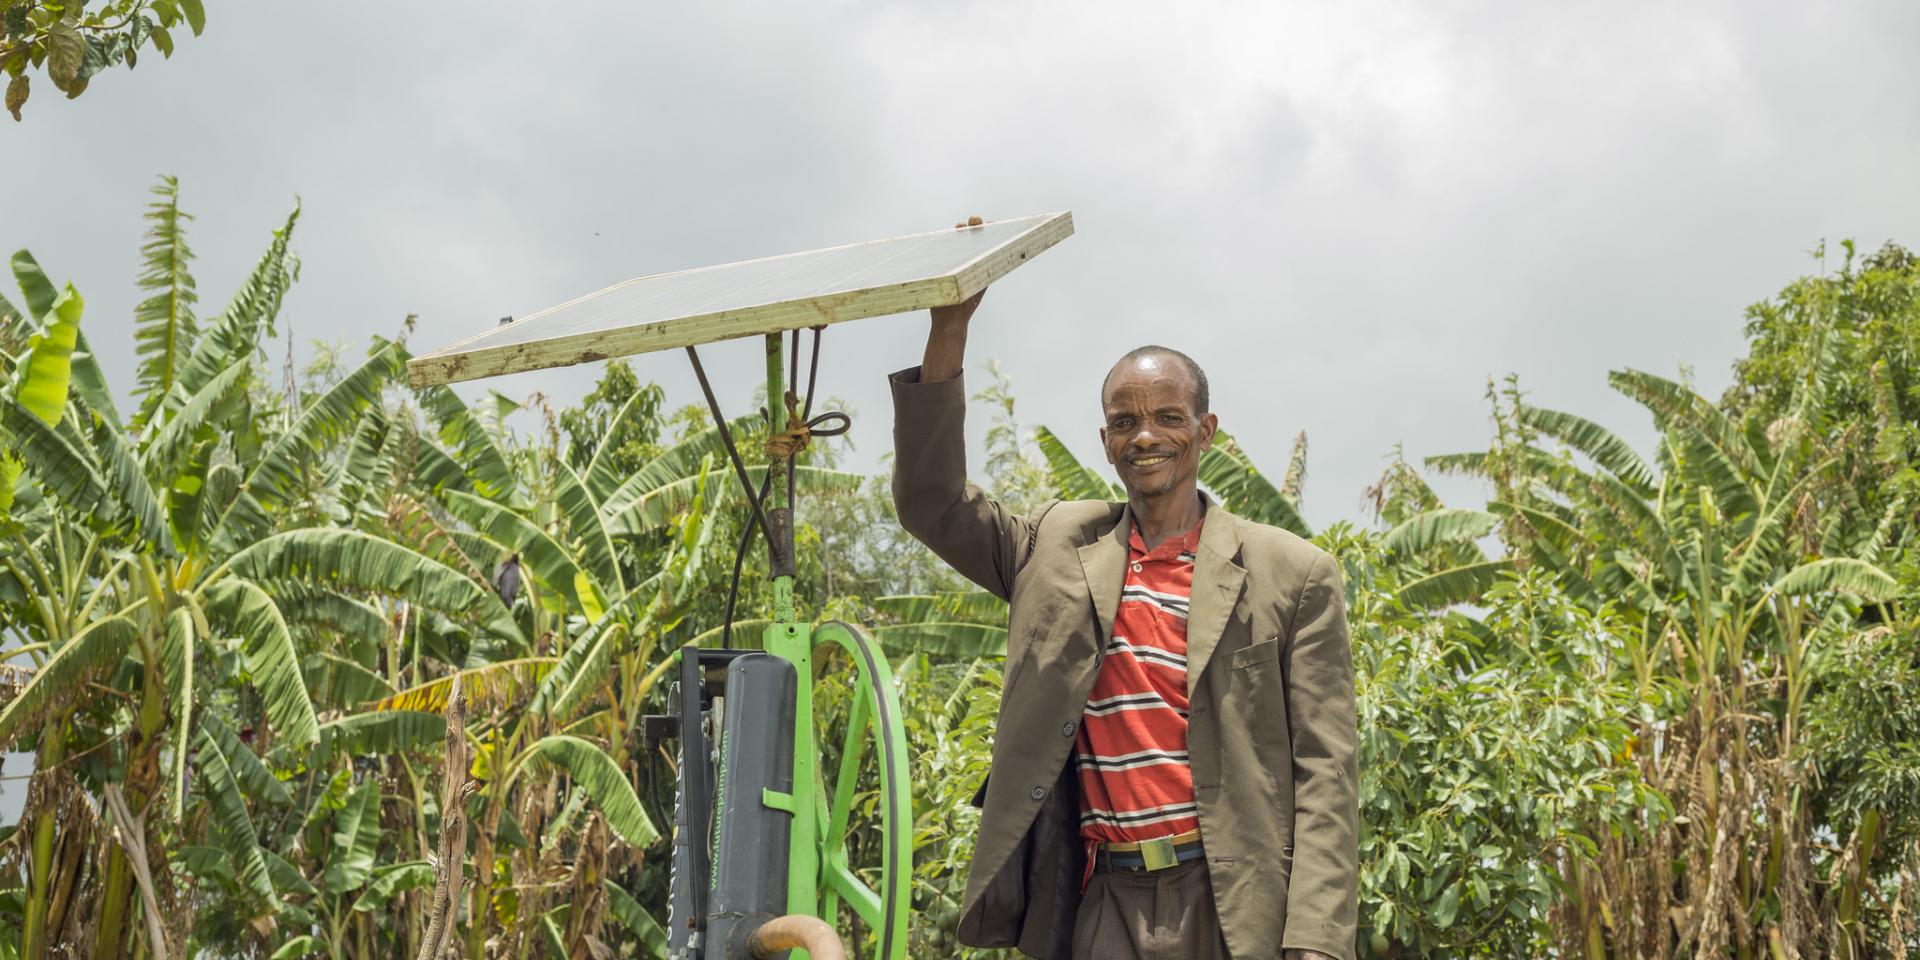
[890,286,1358,960]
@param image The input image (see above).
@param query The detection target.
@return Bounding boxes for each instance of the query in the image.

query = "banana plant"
[1417,366,1906,957]
[0,184,521,957]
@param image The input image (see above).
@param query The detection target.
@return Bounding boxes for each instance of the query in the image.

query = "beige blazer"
[890,368,1358,960]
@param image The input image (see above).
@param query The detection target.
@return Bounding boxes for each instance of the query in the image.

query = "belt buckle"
[1139,835,1177,871]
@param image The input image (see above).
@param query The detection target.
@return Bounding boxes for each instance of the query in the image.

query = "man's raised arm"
[891,290,1045,600]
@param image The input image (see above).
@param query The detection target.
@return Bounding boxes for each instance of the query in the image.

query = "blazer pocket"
[1232,636,1281,670]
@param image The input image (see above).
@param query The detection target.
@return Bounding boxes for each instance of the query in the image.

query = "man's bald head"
[1102,345,1209,414]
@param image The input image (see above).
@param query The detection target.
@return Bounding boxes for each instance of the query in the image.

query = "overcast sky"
[4,2,1920,811]
[8,0,1919,522]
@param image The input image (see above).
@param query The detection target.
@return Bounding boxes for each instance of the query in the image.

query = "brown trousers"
[1070,859,1232,960]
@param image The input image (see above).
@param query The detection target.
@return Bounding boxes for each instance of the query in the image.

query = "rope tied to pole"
[763,389,850,460]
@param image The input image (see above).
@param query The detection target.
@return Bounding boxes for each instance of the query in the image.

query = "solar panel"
[406,211,1074,387]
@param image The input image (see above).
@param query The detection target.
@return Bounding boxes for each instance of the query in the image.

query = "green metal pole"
[763,333,796,622]
[757,332,822,937]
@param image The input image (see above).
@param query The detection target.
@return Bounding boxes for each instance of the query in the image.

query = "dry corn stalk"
[416,677,471,960]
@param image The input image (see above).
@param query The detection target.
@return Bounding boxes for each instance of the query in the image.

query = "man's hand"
[919,217,989,382]
[930,288,986,329]
[1283,950,1338,960]
[920,288,982,382]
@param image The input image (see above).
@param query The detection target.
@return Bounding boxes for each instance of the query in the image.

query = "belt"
[1092,829,1204,872]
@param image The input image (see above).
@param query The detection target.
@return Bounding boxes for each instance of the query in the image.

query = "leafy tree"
[2,0,206,120]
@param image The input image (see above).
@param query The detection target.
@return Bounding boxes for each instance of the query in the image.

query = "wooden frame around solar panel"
[405,211,1074,388]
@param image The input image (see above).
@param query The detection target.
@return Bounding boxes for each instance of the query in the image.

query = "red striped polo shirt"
[1075,517,1203,847]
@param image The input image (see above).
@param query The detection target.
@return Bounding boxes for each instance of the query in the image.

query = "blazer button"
[1060,721,1076,737]
[1031,785,1047,800]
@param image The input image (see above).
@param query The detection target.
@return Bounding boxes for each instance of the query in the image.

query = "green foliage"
[194,722,279,903]
[1035,425,1121,501]
[227,527,522,644]
[12,271,81,426]
[5,186,1916,958]
[1199,429,1312,537]
[0,615,138,749]
[323,779,383,893]
[1351,560,1655,955]
[1,0,206,120]
[132,175,198,422]
[524,735,659,845]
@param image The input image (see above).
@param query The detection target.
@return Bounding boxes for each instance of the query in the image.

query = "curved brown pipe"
[745,914,847,960]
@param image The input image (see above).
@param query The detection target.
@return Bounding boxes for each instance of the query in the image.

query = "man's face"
[1100,357,1217,500]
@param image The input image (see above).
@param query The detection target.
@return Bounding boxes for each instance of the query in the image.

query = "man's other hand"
[919,217,988,382]
[931,289,986,328]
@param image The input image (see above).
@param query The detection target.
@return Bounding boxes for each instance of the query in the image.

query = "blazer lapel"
[1077,503,1130,640]
[1186,502,1246,696]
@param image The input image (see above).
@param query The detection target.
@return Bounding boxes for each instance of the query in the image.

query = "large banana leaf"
[524,734,657,846]
[686,619,772,647]
[324,778,383,893]
[1382,508,1498,557]
[582,386,674,504]
[871,622,1008,658]
[414,383,518,503]
[1035,426,1122,501]
[1573,467,1667,548]
[400,435,476,498]
[1519,404,1656,495]
[268,937,318,960]
[1487,501,1583,554]
[4,399,107,521]
[597,414,760,517]
[1199,430,1311,537]
[333,407,390,516]
[203,579,320,746]
[9,250,57,325]
[441,489,587,611]
[1773,557,1900,602]
[200,712,292,805]
[87,410,172,553]
[873,591,1008,625]
[315,710,446,760]
[164,202,299,417]
[351,861,434,912]
[141,361,248,482]
[164,606,195,819]
[605,879,670,959]
[276,590,389,645]
[262,849,318,897]
[555,459,622,597]
[212,343,402,549]
[371,657,557,713]
[13,283,83,427]
[194,723,278,903]
[0,615,139,749]
[1396,559,1513,610]
[603,464,862,536]
[226,528,522,645]
[132,176,200,424]
[1673,426,1759,522]
[1610,369,1761,475]
[306,653,395,711]
[9,252,115,426]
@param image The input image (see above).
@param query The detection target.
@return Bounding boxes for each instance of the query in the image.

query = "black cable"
[802,325,825,420]
[684,345,773,538]
[788,328,801,514]
[719,469,775,649]
[692,329,847,649]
